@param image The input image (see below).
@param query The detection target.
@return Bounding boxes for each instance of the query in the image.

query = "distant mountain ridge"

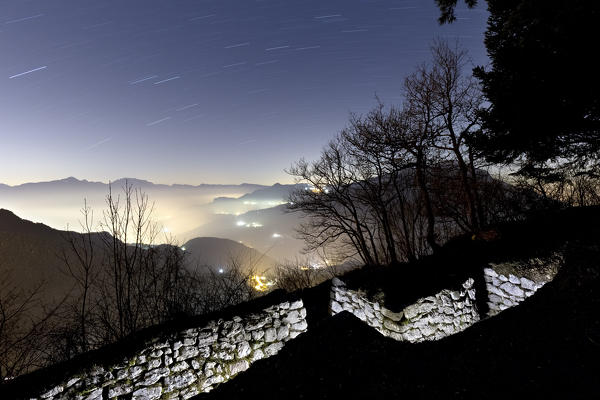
[0,178,276,238]
[0,177,267,190]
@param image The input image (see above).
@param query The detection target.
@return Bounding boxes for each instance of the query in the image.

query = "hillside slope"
[183,237,276,274]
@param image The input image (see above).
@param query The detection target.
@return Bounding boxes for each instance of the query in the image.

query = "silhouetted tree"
[435,0,477,23]
[289,41,501,265]
[437,0,600,178]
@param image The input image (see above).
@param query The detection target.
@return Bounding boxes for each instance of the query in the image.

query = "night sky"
[1,0,488,186]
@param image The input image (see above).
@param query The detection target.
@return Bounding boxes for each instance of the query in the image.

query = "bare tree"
[429,39,486,230]
[59,200,98,353]
[0,271,62,381]
[288,41,502,265]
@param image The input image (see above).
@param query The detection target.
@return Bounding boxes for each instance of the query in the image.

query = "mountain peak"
[0,209,54,235]
[111,178,154,187]
[0,208,19,220]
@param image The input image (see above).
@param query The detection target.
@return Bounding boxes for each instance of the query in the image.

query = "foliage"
[437,0,600,178]
[435,0,478,23]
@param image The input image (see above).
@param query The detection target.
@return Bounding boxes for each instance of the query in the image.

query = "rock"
[404,303,424,320]
[83,388,103,400]
[129,365,144,379]
[245,317,269,331]
[146,358,162,370]
[252,329,265,340]
[381,308,404,321]
[142,367,170,385]
[503,298,516,307]
[182,328,198,338]
[500,282,525,297]
[251,349,265,361]
[237,341,252,358]
[41,385,64,398]
[176,346,200,362]
[108,383,133,398]
[171,361,189,373]
[228,359,250,375]
[264,342,284,357]
[181,386,200,399]
[383,319,402,333]
[204,374,224,387]
[330,300,343,314]
[277,325,290,340]
[404,329,423,342]
[282,310,302,325]
[332,277,345,287]
[334,289,349,303]
[288,330,303,340]
[354,308,367,321]
[484,268,498,278]
[164,370,197,392]
[462,278,475,289]
[264,327,277,342]
[387,331,404,341]
[291,320,308,332]
[149,349,163,358]
[289,299,303,310]
[487,283,505,297]
[191,359,203,370]
[467,289,476,300]
[520,277,537,291]
[223,322,244,339]
[299,307,307,319]
[133,386,162,400]
[204,361,216,377]
[197,331,218,347]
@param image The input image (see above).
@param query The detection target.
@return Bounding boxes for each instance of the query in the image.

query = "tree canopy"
[438,0,600,177]
[435,0,478,23]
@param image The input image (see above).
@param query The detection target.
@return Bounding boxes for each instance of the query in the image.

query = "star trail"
[0,0,488,186]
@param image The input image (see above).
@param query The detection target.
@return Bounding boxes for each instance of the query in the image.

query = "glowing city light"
[236,220,246,226]
[272,233,282,238]
[251,275,275,292]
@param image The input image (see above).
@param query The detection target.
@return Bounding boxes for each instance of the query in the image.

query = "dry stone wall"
[329,277,479,343]
[33,299,308,400]
[485,253,562,316]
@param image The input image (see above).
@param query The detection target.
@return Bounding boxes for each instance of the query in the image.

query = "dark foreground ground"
[198,209,600,399]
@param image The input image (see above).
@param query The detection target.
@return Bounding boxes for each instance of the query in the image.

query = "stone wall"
[485,253,562,316]
[33,299,308,400]
[329,277,479,343]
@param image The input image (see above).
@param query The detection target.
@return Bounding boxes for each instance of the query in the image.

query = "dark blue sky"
[0,0,488,185]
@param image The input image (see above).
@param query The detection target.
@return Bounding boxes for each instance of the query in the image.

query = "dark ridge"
[0,208,56,236]
[1,289,301,399]
[200,225,600,399]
